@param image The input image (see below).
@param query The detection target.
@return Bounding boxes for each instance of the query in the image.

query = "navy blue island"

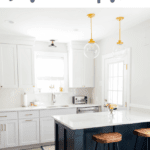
[53,110,150,150]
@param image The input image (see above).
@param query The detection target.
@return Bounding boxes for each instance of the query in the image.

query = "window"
[107,62,124,105]
[35,52,68,93]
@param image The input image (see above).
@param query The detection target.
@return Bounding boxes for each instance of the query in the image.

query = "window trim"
[34,51,68,93]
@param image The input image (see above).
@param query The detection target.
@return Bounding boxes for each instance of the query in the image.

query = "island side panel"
[55,121,86,150]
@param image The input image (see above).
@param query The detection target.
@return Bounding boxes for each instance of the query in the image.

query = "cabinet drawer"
[0,112,17,121]
[40,108,76,118]
[19,111,39,119]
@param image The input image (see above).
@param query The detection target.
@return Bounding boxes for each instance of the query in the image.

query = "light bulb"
[84,43,100,59]
[112,44,127,59]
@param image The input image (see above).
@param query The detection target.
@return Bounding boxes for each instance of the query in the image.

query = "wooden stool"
[133,128,150,150]
[92,132,122,150]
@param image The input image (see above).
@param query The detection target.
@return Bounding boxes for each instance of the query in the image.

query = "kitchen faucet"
[52,93,56,105]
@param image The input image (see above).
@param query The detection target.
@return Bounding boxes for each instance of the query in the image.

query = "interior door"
[104,57,128,111]
[5,120,18,148]
[0,44,18,88]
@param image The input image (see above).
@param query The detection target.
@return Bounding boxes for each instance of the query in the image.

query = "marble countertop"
[53,110,150,130]
[0,104,101,112]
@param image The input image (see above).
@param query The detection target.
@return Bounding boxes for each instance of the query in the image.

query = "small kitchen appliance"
[72,96,88,104]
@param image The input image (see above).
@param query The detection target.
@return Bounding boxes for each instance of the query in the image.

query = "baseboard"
[1,142,54,150]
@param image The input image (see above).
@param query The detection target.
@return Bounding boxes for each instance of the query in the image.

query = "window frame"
[34,51,68,93]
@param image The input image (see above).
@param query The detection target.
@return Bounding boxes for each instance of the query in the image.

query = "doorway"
[102,49,131,111]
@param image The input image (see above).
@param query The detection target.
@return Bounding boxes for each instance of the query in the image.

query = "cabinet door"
[71,50,84,88]
[0,123,5,149]
[17,45,35,88]
[0,44,18,88]
[84,56,94,87]
[40,117,54,143]
[5,120,18,148]
[19,118,39,146]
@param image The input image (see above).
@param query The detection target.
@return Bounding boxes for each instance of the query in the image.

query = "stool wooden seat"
[133,128,150,137]
[133,128,150,150]
[92,132,122,150]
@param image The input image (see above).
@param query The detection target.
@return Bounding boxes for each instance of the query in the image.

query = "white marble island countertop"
[53,110,150,130]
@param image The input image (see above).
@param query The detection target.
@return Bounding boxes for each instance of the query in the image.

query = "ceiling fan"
[49,40,57,47]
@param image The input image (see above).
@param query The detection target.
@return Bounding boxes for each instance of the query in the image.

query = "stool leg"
[116,143,119,150]
[95,142,98,150]
[134,136,138,150]
[147,137,148,150]
[108,143,109,150]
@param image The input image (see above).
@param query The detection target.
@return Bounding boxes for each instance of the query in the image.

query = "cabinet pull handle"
[25,114,32,116]
[25,120,33,121]
[1,124,3,131]
[4,124,6,131]
[0,116,7,117]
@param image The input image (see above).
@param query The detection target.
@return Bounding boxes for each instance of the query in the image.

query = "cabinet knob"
[33,86,35,87]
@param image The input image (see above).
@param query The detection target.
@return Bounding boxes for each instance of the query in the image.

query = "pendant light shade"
[113,17,127,58]
[84,14,100,59]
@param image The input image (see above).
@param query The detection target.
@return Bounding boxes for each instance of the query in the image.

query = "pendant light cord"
[91,18,92,39]
[119,21,121,41]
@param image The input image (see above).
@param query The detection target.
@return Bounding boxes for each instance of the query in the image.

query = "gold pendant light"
[113,16,127,58]
[84,13,100,59]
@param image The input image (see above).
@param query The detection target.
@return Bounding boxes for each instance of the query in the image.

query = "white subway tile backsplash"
[0,88,95,109]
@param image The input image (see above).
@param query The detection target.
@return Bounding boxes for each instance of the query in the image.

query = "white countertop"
[53,110,150,130]
[0,104,100,112]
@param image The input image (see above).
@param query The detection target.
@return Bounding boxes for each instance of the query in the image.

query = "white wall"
[95,19,150,106]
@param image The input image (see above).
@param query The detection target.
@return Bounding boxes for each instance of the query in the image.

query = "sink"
[46,105,58,108]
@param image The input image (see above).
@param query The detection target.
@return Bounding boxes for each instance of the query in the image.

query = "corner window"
[34,52,68,93]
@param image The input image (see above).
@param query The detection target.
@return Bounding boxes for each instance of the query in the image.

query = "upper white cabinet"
[69,49,94,88]
[0,44,34,88]
[17,45,35,88]
[0,44,18,88]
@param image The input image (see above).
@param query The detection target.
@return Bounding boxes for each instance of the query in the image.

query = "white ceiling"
[0,8,150,43]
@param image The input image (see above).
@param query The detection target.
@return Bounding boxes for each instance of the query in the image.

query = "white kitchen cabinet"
[40,117,54,143]
[84,56,94,87]
[0,120,18,149]
[0,44,18,88]
[69,49,94,88]
[5,120,18,148]
[19,118,39,146]
[17,45,35,88]
[0,123,5,149]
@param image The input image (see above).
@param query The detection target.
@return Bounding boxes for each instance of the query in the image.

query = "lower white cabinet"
[0,120,18,149]
[40,117,54,143]
[19,118,39,146]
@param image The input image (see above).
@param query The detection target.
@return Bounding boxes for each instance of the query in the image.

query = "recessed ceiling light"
[4,20,14,24]
[74,29,79,32]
